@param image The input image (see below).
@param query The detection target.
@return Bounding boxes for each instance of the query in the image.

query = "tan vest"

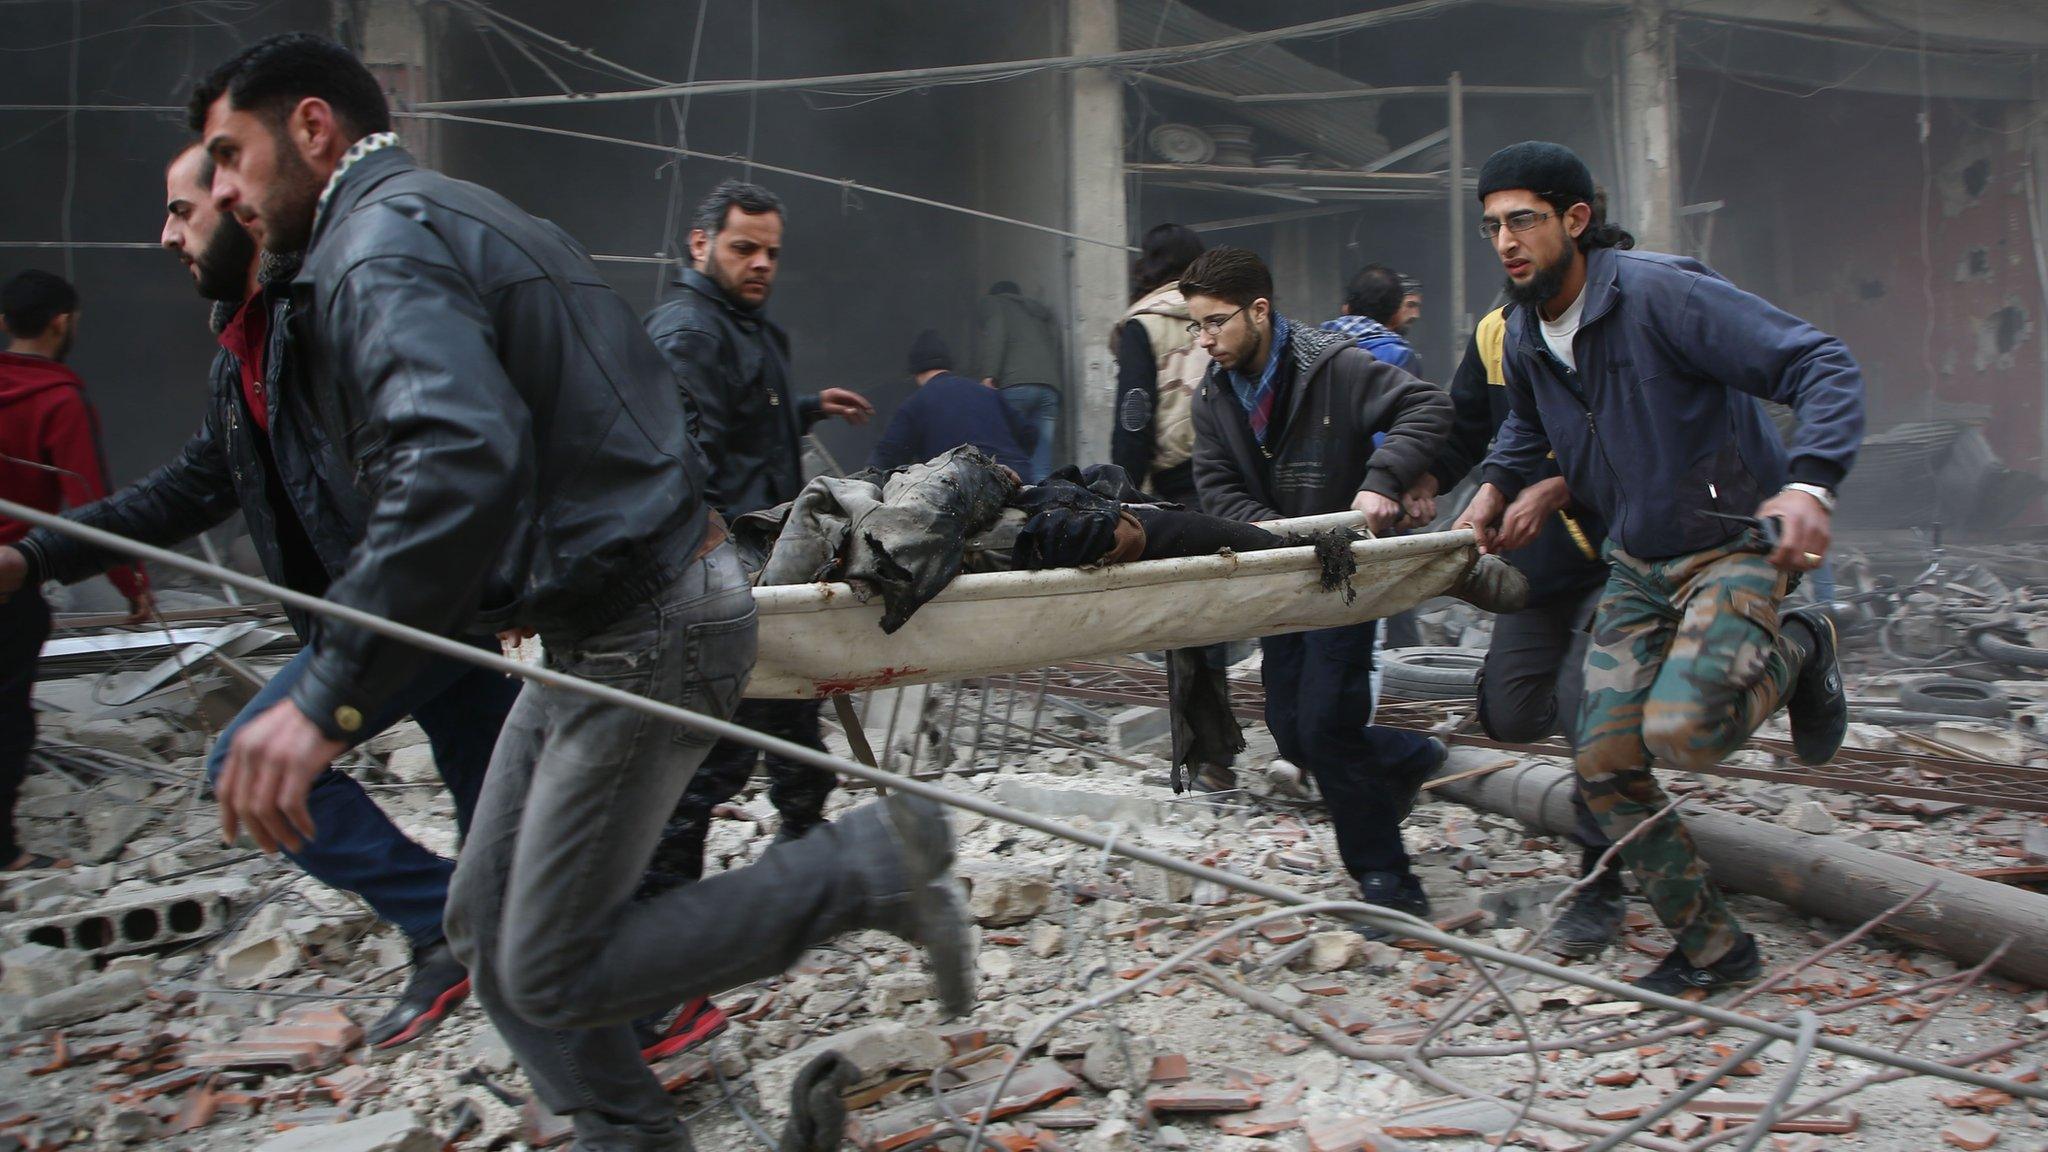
[1116,285,1212,479]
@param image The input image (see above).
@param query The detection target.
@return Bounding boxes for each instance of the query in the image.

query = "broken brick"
[1141,1086,1260,1113]
[1301,1113,1389,1152]
[1941,1117,2000,1150]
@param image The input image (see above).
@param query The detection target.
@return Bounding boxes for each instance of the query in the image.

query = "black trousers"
[1477,583,1611,850]
[638,697,836,895]
[0,586,51,865]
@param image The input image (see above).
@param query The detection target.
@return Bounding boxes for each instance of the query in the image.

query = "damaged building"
[6,2,2048,1151]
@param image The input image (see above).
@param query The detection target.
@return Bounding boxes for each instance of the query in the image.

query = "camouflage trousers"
[1575,539,1797,964]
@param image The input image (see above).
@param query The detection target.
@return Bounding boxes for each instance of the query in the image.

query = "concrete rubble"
[7,556,2048,1152]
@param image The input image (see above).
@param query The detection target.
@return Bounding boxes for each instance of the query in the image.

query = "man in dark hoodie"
[0,145,520,1052]
[1456,142,1861,996]
[0,270,151,873]
[1184,246,1452,933]
[869,330,1032,475]
[975,280,1063,481]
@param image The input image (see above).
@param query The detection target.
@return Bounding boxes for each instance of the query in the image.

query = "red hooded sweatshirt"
[0,351,148,600]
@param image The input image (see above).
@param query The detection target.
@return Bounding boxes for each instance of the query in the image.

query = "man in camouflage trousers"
[1456,142,1863,997]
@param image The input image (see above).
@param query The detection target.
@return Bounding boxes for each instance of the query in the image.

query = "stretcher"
[746,524,1478,699]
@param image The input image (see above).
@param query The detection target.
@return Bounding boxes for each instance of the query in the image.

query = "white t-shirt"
[1539,288,1587,371]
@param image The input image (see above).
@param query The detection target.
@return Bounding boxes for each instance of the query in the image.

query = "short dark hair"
[166,141,214,187]
[1,270,79,339]
[1130,223,1205,302]
[187,32,391,139]
[691,179,783,238]
[1178,246,1272,309]
[1342,264,1407,325]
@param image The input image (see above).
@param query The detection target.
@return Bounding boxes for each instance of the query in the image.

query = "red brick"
[1142,1086,1260,1113]
[1147,1054,1190,1083]
[1215,1106,1302,1137]
[1941,1117,2000,1150]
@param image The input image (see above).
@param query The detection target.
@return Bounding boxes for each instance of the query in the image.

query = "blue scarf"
[1228,314,1290,445]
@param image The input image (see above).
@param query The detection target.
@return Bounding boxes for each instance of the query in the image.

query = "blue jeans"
[1261,620,1436,880]
[207,640,520,946]
[1000,382,1061,483]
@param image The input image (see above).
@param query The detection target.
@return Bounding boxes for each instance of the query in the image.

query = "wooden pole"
[1434,756,2048,987]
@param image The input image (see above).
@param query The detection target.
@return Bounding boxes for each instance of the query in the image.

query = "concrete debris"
[958,859,1054,925]
[1778,799,1840,834]
[0,942,91,998]
[1079,1029,1155,1093]
[255,1109,438,1152]
[10,967,147,1030]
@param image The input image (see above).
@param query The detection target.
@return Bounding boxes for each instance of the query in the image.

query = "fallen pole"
[1434,756,2048,987]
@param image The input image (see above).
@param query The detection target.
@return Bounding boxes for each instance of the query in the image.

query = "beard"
[1503,245,1574,310]
[255,132,326,255]
[194,213,257,302]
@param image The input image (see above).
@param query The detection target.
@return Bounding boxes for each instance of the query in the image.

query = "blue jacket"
[869,372,1034,476]
[1321,314,1422,377]
[1480,247,1865,560]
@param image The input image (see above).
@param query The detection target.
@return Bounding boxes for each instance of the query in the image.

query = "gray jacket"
[284,146,709,738]
[974,290,1064,388]
[1192,323,1452,523]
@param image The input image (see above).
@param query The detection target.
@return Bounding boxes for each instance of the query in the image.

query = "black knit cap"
[1476,141,1596,209]
[907,328,952,374]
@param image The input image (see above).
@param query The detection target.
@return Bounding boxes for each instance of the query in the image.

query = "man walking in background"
[976,279,1063,481]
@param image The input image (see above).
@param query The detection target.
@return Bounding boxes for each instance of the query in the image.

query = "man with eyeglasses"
[1454,141,1863,996]
[1183,246,1453,936]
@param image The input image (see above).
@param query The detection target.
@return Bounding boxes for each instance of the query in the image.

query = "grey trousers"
[1477,582,1611,851]
[444,545,910,1149]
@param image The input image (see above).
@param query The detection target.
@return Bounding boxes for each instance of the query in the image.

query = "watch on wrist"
[1783,482,1836,513]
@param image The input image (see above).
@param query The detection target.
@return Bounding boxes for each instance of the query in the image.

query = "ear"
[291,97,346,165]
[688,228,711,263]
[1565,201,1593,240]
[1252,298,1272,325]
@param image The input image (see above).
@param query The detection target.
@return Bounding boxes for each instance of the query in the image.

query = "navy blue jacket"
[868,372,1034,476]
[1480,247,1865,560]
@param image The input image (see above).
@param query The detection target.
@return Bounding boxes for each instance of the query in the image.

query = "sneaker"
[1782,606,1847,766]
[876,792,977,1019]
[1633,933,1763,999]
[366,940,470,1051]
[1393,737,1448,824]
[1541,877,1625,958]
[1191,763,1239,794]
[639,997,730,1063]
[1354,870,1431,941]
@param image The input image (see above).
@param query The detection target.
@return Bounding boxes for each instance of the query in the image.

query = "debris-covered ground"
[7,540,2048,1151]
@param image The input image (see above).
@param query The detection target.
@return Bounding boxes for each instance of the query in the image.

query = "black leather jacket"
[284,147,709,739]
[18,284,367,637]
[644,268,823,517]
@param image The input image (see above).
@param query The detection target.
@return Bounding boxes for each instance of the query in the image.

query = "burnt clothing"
[645,268,823,518]
[285,146,710,739]
[1191,322,1452,524]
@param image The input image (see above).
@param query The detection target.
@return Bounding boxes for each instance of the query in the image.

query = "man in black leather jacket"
[0,142,517,1052]
[190,35,970,1149]
[641,181,873,896]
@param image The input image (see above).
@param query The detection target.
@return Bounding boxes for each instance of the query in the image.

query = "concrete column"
[1615,0,1679,253]
[2028,98,2048,473]
[1065,0,1127,467]
[357,0,436,166]
[1447,72,1468,366]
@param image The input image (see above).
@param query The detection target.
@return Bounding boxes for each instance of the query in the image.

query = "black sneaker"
[1392,738,1448,824]
[1354,870,1431,941]
[1634,933,1763,999]
[1541,877,1625,958]
[366,940,470,1051]
[1782,606,1847,766]
[876,792,976,1019]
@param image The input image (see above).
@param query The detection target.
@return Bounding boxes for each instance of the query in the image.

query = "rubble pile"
[7,542,2048,1151]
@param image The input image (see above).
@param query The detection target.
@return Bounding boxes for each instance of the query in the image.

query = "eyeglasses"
[1478,210,1555,240]
[1185,305,1248,337]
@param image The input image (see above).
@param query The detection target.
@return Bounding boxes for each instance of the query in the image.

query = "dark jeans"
[1262,621,1437,881]
[1477,583,1610,850]
[208,640,520,945]
[641,697,836,895]
[444,544,919,1148]
[999,382,1060,483]
[0,586,51,865]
